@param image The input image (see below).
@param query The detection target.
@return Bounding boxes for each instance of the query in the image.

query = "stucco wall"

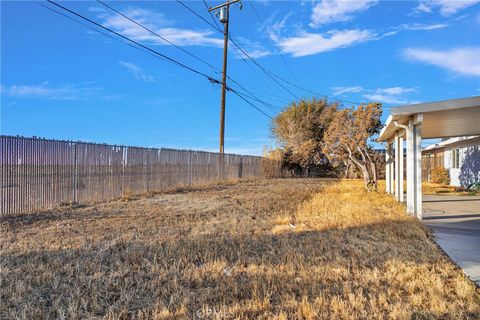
[443,137,480,187]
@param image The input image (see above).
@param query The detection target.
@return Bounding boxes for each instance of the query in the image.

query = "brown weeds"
[422,182,477,195]
[1,179,478,319]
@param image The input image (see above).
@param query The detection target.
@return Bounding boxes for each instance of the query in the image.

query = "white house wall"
[443,137,480,187]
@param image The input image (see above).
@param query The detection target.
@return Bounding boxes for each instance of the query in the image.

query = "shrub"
[430,167,450,185]
[261,158,283,178]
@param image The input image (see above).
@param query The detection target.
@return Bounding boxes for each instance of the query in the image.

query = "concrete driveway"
[423,195,480,286]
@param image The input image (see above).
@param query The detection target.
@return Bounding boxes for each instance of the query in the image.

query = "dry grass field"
[422,182,479,195]
[1,179,479,319]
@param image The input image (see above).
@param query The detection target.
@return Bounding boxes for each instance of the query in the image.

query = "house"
[378,96,480,218]
[422,136,480,187]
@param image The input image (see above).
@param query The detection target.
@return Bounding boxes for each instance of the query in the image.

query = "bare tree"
[323,103,383,191]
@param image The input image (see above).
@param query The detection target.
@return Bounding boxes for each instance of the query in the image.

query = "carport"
[378,96,480,219]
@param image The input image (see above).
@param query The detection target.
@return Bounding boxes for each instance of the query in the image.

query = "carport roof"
[378,96,480,142]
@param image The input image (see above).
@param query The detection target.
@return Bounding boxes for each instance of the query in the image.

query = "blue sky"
[1,0,479,155]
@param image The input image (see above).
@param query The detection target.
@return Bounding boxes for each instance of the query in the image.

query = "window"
[451,149,460,169]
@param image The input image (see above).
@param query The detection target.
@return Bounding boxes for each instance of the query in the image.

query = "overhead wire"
[229,89,274,119]
[46,0,221,84]
[34,1,169,63]
[231,87,283,113]
[97,0,220,75]
[41,0,275,119]
[178,0,299,100]
[247,0,297,81]
[201,0,289,98]
[228,33,300,100]
[178,0,368,106]
[174,0,303,101]
[202,0,222,31]
[41,0,372,122]
[245,0,365,106]
[97,0,280,117]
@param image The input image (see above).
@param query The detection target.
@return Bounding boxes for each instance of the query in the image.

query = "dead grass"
[1,179,479,319]
[422,182,478,195]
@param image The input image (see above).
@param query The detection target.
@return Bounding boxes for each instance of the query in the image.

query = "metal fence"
[0,136,278,216]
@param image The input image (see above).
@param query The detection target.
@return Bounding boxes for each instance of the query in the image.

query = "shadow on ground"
[2,218,478,319]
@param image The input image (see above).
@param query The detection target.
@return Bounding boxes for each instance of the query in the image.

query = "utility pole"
[208,0,242,154]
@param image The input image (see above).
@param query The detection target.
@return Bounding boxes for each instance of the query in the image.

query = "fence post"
[73,143,78,203]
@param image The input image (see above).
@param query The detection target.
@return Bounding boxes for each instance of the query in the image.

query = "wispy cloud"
[375,87,416,95]
[0,82,103,100]
[98,6,223,48]
[310,0,378,27]
[265,12,293,42]
[403,47,480,76]
[413,0,480,16]
[374,22,450,37]
[277,29,376,57]
[331,86,418,105]
[274,20,450,57]
[364,87,418,105]
[230,36,272,59]
[270,4,449,58]
[331,86,364,96]
[119,61,155,82]
[99,6,272,59]
[363,94,416,105]
[400,22,449,31]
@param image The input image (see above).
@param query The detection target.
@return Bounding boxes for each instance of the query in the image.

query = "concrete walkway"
[423,195,480,287]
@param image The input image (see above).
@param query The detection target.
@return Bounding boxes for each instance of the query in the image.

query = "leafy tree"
[271,98,338,176]
[323,103,383,191]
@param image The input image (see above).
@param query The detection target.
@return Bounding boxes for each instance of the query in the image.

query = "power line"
[178,0,368,106]
[175,0,302,101]
[247,0,297,82]
[229,34,366,105]
[240,85,292,104]
[229,88,273,119]
[46,0,221,85]
[42,0,364,123]
[97,0,220,76]
[231,86,283,113]
[201,0,290,100]
[35,1,170,64]
[97,0,279,119]
[228,33,300,100]
[97,2,253,99]
[104,0,280,117]
[177,0,298,101]
[223,78,283,112]
[177,0,222,33]
[266,72,363,106]
[45,0,276,121]
[202,0,222,31]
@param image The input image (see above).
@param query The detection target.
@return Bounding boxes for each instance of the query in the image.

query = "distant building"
[422,136,480,187]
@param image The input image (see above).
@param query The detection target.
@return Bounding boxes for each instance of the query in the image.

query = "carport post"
[385,142,394,194]
[406,114,423,218]
[394,130,404,202]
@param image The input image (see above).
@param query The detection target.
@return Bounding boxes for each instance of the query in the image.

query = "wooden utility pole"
[208,0,241,154]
